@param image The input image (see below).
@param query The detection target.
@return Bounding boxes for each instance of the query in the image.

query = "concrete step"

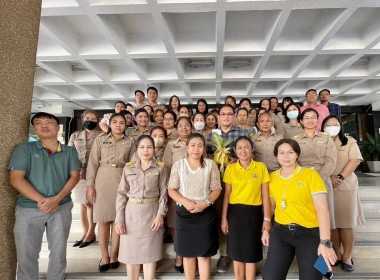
[38,257,380,279]
[359,186,380,198]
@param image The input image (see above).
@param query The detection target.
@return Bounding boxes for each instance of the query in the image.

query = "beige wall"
[0,1,42,279]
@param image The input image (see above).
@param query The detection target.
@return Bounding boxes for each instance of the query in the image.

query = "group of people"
[8,86,365,280]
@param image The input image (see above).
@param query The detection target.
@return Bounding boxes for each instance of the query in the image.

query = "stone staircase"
[38,174,380,279]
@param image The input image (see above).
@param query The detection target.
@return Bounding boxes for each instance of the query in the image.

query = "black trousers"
[262,223,322,280]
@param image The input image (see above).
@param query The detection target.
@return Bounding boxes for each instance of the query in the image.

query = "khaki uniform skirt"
[72,179,88,205]
[94,166,123,223]
[119,201,163,264]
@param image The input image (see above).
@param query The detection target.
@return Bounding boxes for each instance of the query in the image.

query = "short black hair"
[237,107,249,116]
[300,108,319,120]
[239,98,252,108]
[147,86,158,94]
[115,101,126,107]
[136,135,154,148]
[219,104,235,114]
[225,95,236,105]
[135,90,145,96]
[31,112,59,126]
[305,89,317,96]
[134,108,149,118]
[319,89,330,96]
[150,126,168,139]
[269,97,278,102]
[125,103,134,108]
[163,110,177,123]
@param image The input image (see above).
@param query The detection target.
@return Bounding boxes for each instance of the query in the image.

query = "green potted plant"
[358,133,380,172]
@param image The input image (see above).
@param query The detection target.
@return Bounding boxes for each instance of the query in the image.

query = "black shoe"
[163,234,173,243]
[79,236,96,248]
[98,260,110,272]
[332,260,341,267]
[174,264,184,274]
[110,261,120,269]
[73,240,83,247]
[341,259,354,272]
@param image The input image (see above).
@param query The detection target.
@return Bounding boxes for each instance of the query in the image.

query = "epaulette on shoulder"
[277,133,284,138]
[319,132,328,135]
[293,134,301,139]
[128,136,134,141]
[156,161,165,167]
[126,161,136,166]
[98,132,106,137]
[250,133,256,138]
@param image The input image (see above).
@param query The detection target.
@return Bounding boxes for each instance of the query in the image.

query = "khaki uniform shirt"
[163,137,187,169]
[293,131,337,181]
[167,128,179,142]
[277,121,304,139]
[115,160,169,224]
[126,126,151,141]
[251,131,283,172]
[86,133,136,186]
[68,129,102,168]
[149,102,165,112]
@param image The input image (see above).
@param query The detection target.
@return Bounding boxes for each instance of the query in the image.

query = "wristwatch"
[320,239,333,248]
[205,199,212,207]
[337,174,345,181]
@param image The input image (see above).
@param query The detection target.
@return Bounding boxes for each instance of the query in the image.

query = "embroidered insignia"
[156,161,164,166]
[127,173,136,176]
[125,161,136,166]
[317,140,326,144]
[149,172,159,176]
[319,132,328,135]
[173,144,181,148]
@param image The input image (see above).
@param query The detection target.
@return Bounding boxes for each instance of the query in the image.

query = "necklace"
[279,167,297,210]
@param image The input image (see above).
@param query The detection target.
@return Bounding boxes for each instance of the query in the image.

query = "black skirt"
[227,203,263,263]
[175,204,219,258]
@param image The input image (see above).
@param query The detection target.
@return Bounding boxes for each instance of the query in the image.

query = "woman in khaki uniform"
[277,103,303,138]
[130,126,167,163]
[293,108,337,230]
[115,135,169,280]
[322,116,365,272]
[126,108,151,141]
[163,116,193,273]
[163,111,179,141]
[86,113,136,272]
[68,110,102,248]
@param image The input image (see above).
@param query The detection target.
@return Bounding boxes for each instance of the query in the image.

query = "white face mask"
[194,121,205,131]
[324,126,340,137]
[154,138,165,148]
[287,110,299,120]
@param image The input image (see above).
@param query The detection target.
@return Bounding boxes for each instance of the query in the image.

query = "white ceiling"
[33,0,380,111]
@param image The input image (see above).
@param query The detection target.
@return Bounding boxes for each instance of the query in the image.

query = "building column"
[0,1,42,279]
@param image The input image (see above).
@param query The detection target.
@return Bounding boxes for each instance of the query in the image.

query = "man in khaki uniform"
[147,86,165,112]
[251,112,283,172]
[293,130,337,228]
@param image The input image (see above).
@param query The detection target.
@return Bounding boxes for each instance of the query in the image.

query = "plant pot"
[367,161,380,173]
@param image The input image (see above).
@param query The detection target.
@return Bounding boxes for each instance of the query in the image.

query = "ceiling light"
[186,59,213,68]
[225,58,251,68]
[72,63,88,71]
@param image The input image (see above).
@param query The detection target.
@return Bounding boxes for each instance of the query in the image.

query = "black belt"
[275,222,315,231]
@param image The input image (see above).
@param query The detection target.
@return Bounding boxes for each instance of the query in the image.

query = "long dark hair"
[284,103,301,124]
[196,99,209,115]
[187,133,206,168]
[168,95,181,112]
[281,97,294,115]
[321,115,348,146]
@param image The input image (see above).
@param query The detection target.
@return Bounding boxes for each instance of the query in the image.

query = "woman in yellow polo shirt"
[222,136,271,280]
[262,139,336,280]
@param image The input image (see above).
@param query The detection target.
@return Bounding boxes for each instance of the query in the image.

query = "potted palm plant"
[358,133,380,172]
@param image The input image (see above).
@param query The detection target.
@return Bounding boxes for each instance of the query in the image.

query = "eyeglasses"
[303,116,318,120]
[178,124,191,128]
[220,112,234,117]
[163,118,174,121]
[306,93,317,97]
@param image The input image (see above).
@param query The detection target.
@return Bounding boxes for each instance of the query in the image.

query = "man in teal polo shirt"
[8,112,80,280]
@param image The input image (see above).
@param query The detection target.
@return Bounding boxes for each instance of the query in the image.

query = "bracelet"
[264,218,271,222]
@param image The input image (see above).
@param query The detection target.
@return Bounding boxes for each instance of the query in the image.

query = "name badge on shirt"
[212,129,222,136]
[127,173,136,176]
[173,144,181,148]
[148,172,159,176]
[317,140,326,144]
[252,174,258,179]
